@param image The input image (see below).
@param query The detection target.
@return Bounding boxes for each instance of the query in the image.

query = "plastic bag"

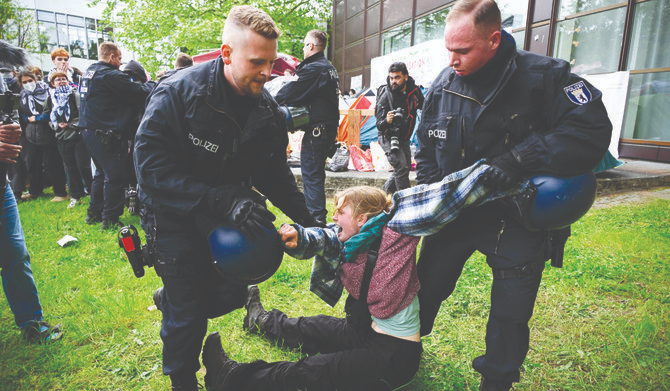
[349,145,374,172]
[287,131,303,167]
[326,143,350,172]
[369,141,392,171]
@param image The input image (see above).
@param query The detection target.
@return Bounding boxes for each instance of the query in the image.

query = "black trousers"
[23,137,67,197]
[225,310,423,391]
[82,129,128,220]
[417,202,546,384]
[57,135,92,199]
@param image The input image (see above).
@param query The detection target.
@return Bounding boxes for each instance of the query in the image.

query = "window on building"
[626,0,670,71]
[622,0,670,142]
[414,7,450,46]
[87,18,98,60]
[622,72,670,142]
[553,6,627,74]
[497,0,528,49]
[69,26,87,58]
[37,10,55,22]
[38,21,58,53]
[557,0,623,20]
[57,23,69,47]
[381,22,411,56]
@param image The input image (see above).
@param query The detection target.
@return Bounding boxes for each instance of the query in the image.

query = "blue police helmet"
[527,172,597,230]
[206,222,284,285]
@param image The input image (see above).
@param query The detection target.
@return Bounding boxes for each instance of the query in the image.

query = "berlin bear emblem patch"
[564,81,592,105]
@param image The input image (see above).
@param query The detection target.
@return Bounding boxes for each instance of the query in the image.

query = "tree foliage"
[93,0,333,74]
[0,0,39,50]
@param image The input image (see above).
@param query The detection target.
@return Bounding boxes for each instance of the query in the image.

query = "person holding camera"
[134,7,324,390]
[0,122,62,343]
[375,62,424,194]
[78,42,154,230]
[275,29,340,225]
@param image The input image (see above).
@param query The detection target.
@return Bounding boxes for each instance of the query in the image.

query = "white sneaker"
[67,198,79,209]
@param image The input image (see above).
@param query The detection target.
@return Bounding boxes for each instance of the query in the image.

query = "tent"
[337,94,375,144]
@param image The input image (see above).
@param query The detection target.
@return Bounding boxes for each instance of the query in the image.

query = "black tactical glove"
[482,151,524,191]
[303,215,328,229]
[209,185,276,240]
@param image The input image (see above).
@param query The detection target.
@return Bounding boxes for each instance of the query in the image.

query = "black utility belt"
[94,129,122,139]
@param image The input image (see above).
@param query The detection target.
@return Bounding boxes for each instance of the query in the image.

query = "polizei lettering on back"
[189,133,219,153]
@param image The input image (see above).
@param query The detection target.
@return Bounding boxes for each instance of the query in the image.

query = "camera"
[390,107,406,126]
[125,186,139,215]
[1,78,21,198]
[386,108,407,151]
[118,225,154,278]
[389,136,400,151]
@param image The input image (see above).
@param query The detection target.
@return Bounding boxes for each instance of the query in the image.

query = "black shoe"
[169,373,202,390]
[153,287,163,312]
[22,320,63,343]
[101,218,123,230]
[480,378,514,391]
[85,213,102,224]
[203,332,239,391]
[243,285,268,334]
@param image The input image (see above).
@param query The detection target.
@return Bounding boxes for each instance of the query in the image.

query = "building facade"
[332,0,670,162]
[17,0,121,75]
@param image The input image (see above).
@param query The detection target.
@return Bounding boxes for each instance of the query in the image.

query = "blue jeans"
[300,125,336,222]
[82,129,129,220]
[0,184,43,329]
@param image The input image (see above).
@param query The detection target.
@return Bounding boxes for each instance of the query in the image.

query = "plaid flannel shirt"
[287,160,529,306]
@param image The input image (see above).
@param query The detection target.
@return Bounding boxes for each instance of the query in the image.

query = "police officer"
[375,62,424,193]
[414,1,612,390]
[79,42,154,229]
[134,6,323,390]
[275,29,340,225]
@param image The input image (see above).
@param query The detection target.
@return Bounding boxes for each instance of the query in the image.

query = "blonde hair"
[222,5,281,43]
[446,0,501,36]
[334,186,392,220]
[98,41,121,61]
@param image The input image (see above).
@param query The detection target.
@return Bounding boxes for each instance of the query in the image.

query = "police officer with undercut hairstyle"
[275,29,340,225]
[414,0,612,390]
[134,6,323,390]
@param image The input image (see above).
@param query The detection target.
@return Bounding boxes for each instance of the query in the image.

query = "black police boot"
[85,212,102,224]
[480,377,514,391]
[202,332,239,391]
[169,373,201,390]
[22,320,63,343]
[242,285,269,334]
[153,287,163,312]
[101,218,124,230]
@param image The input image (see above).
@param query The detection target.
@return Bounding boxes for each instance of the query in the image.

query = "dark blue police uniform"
[414,32,612,384]
[134,56,316,383]
[275,51,340,223]
[78,61,153,223]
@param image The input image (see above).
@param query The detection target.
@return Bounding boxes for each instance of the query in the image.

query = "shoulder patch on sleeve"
[564,81,592,105]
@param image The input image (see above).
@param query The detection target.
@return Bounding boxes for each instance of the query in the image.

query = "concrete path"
[291,158,670,198]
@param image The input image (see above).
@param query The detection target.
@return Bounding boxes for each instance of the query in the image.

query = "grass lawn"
[0,190,668,390]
